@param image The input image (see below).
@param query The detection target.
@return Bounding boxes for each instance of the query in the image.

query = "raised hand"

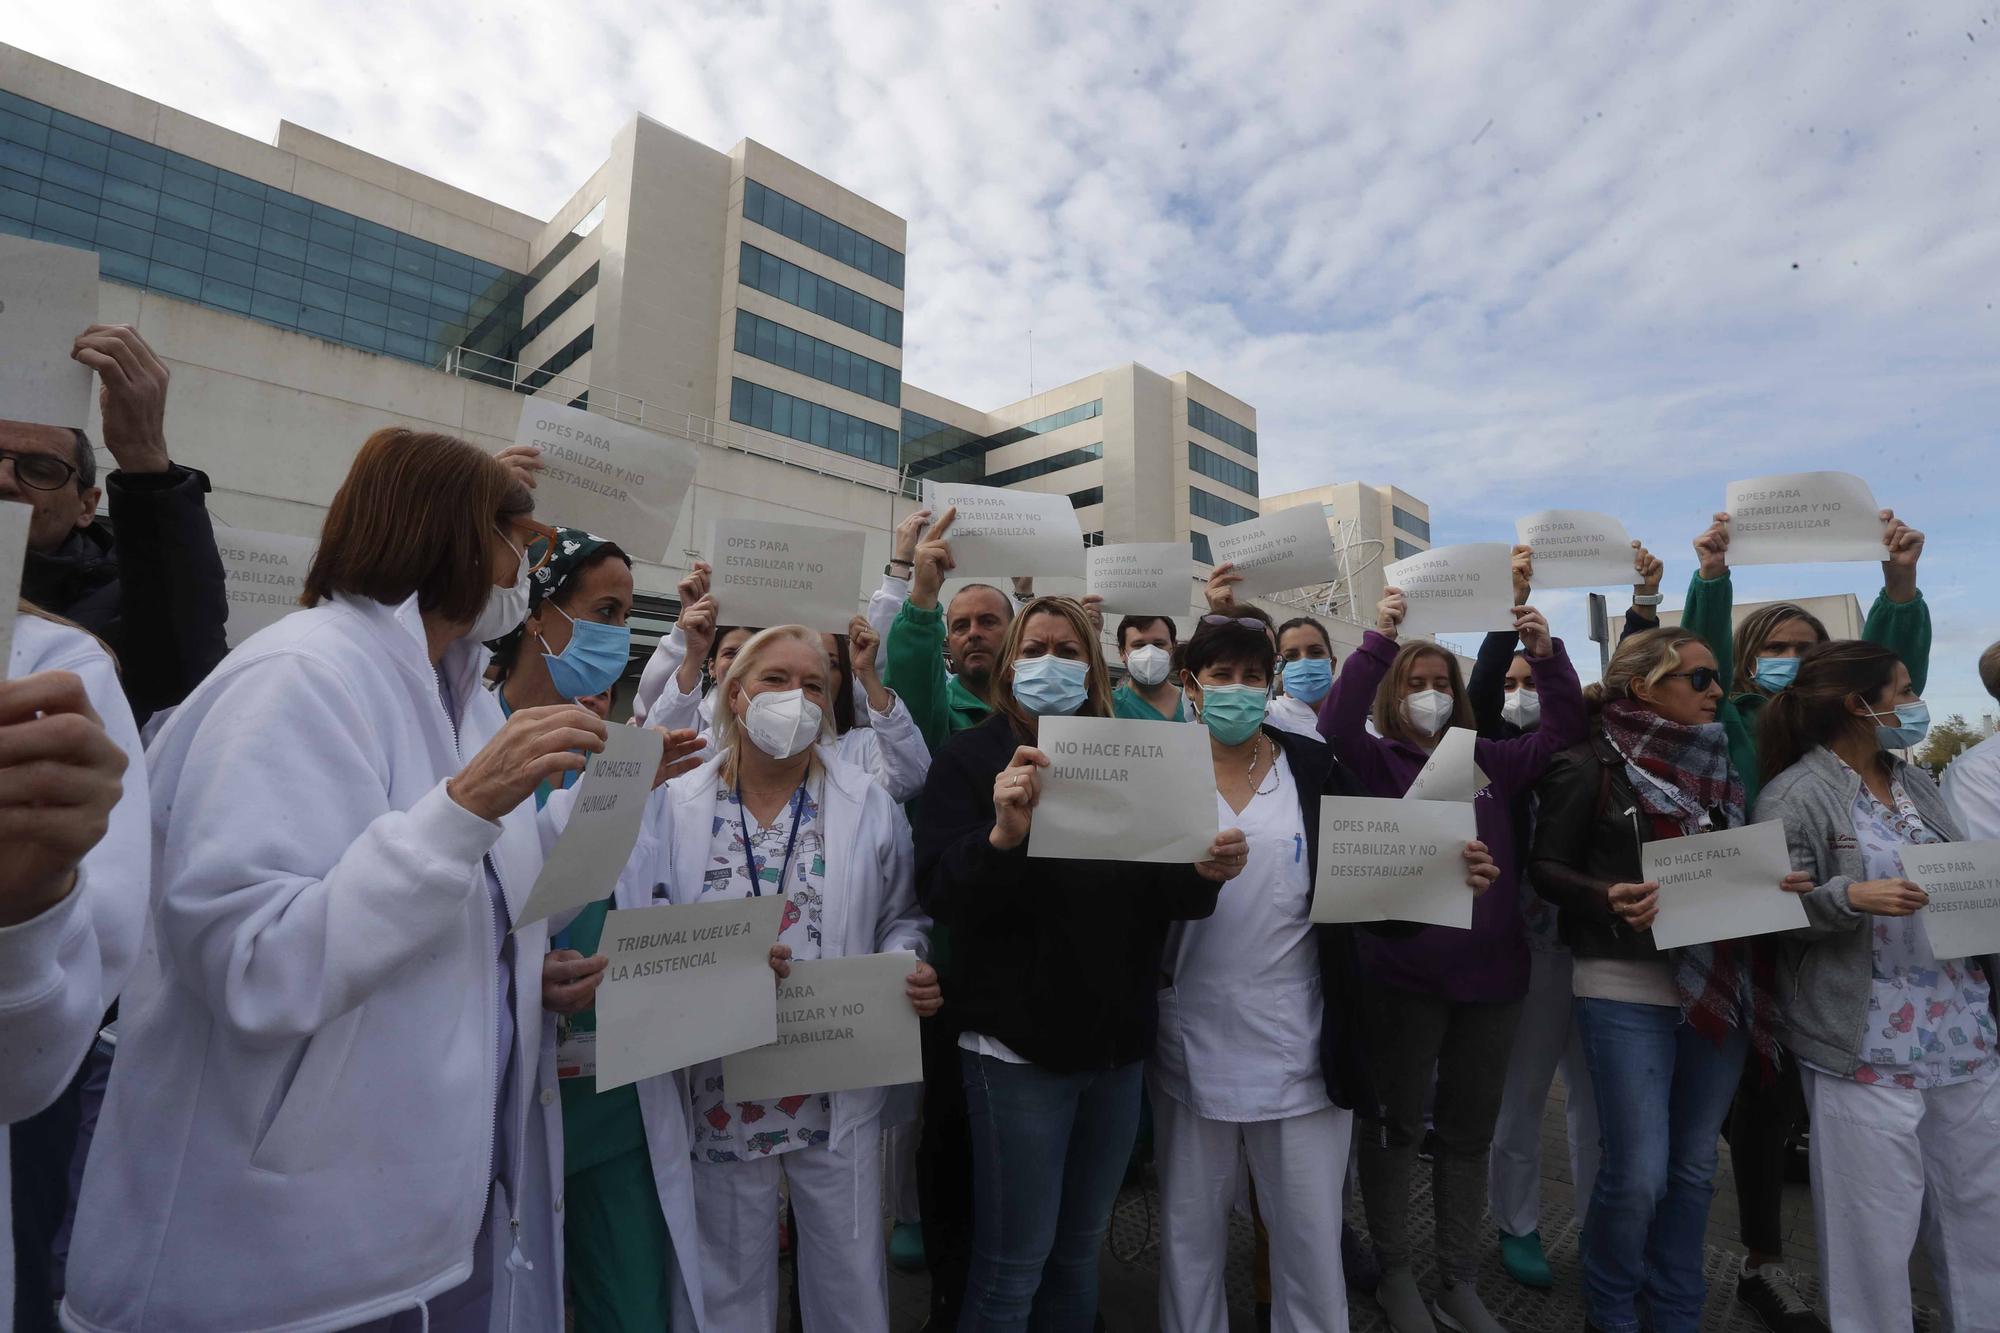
[1880,509,1924,603]
[1204,561,1245,614]
[494,444,544,492]
[448,704,608,821]
[912,508,958,610]
[1693,512,1730,579]
[1514,605,1553,658]
[1511,544,1534,606]
[1632,541,1663,594]
[1376,587,1407,638]
[0,671,128,927]
[73,324,171,473]
[892,506,932,568]
[990,744,1049,850]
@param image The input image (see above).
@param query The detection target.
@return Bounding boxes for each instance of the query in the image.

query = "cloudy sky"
[8,2,1998,717]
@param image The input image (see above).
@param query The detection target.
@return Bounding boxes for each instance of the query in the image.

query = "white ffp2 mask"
[1124,644,1171,687]
[1404,688,1455,737]
[741,688,824,759]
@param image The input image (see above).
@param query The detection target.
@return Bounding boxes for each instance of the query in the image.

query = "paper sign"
[1900,841,2000,958]
[214,527,316,647]
[514,723,665,931]
[0,235,97,431]
[514,399,699,563]
[1207,505,1341,598]
[1311,796,1477,928]
[1383,543,1516,639]
[1644,821,1807,950]
[921,482,1085,577]
[595,895,786,1091]
[1087,542,1193,616]
[1028,715,1218,863]
[1724,472,1884,566]
[0,501,30,668]
[708,519,866,633]
[1403,727,1490,803]
[722,951,923,1101]
[1517,510,1637,589]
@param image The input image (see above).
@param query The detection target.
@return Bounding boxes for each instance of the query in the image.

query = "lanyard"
[737,779,808,897]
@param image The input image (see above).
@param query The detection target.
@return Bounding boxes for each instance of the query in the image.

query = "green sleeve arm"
[1683,570,1737,691]
[1863,589,1932,696]
[883,599,950,753]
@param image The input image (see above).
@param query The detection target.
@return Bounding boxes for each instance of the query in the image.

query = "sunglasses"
[0,446,80,492]
[1661,667,1721,692]
[1201,613,1278,646]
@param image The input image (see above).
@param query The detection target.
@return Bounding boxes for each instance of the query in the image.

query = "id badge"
[556,1018,596,1080]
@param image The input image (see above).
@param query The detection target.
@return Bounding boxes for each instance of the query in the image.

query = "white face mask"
[1500,687,1540,730]
[741,687,824,759]
[467,542,532,642]
[1124,643,1172,687]
[1403,688,1455,737]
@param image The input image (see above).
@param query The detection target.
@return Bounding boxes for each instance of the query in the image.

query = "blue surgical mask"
[1752,656,1801,691]
[1195,684,1269,746]
[539,604,631,701]
[1010,654,1089,716]
[1870,700,1930,751]
[1282,657,1334,705]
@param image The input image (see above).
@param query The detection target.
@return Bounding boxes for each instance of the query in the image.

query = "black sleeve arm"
[1527,748,1620,925]
[103,465,229,716]
[1467,629,1521,739]
[913,740,1024,927]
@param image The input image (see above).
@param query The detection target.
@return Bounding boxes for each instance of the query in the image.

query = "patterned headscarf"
[483,526,628,658]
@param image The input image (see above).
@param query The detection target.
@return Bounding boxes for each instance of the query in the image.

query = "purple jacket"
[1316,630,1584,1002]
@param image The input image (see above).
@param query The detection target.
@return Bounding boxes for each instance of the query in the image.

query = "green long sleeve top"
[882,598,994,753]
[1680,570,1931,807]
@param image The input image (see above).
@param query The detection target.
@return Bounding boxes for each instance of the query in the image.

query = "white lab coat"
[1266,694,1323,739]
[62,594,564,1333]
[3,616,151,1326]
[1942,733,2000,841]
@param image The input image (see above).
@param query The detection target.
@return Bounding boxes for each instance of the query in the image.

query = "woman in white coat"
[61,428,697,1333]
[3,611,145,1323]
[630,624,938,1330]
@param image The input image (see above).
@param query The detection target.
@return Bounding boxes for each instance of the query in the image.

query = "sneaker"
[1375,1267,1438,1333]
[1498,1228,1554,1289]
[888,1221,925,1272]
[1432,1280,1507,1333]
[1342,1226,1382,1295]
[1736,1264,1829,1333]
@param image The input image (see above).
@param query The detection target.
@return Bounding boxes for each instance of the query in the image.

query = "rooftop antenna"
[1028,327,1034,397]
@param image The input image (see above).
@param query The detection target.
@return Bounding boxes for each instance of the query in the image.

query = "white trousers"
[1488,946,1600,1236]
[692,1131,889,1333]
[1152,1082,1352,1333]
[1804,1063,2000,1333]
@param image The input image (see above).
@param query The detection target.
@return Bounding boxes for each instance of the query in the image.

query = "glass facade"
[1068,486,1104,509]
[0,88,527,367]
[743,178,904,289]
[986,442,1101,487]
[739,242,902,347]
[1392,506,1431,541]
[1188,441,1257,495]
[1394,537,1425,560]
[510,262,598,361]
[733,309,900,407]
[1191,531,1214,563]
[899,409,987,482]
[1189,486,1259,526]
[1187,399,1257,456]
[730,377,898,468]
[983,399,1102,449]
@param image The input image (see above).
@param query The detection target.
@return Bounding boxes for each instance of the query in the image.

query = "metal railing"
[438,345,917,497]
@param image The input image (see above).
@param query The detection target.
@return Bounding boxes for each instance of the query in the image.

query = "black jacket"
[1528,730,1666,962]
[914,711,1221,1073]
[21,465,229,724]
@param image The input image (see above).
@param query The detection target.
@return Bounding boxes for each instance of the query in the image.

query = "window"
[1188,441,1257,494]
[733,309,900,406]
[743,178,904,288]
[730,377,898,468]
[985,442,1102,487]
[1392,507,1431,541]
[1189,487,1259,526]
[1083,531,1104,547]
[1068,486,1103,509]
[508,262,598,360]
[739,242,902,347]
[981,400,1102,449]
[1186,399,1257,456]
[1394,537,1425,560]
[900,410,988,482]
[0,87,527,368]
[1190,531,1214,563]
[520,327,593,391]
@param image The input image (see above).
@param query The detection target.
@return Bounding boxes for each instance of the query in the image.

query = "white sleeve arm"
[868,796,929,959]
[62,642,151,1011]
[867,574,909,673]
[1944,752,2000,842]
[862,694,931,804]
[0,884,102,1123]
[632,626,689,727]
[153,659,501,1044]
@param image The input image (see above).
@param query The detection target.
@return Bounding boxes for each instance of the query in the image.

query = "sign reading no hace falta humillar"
[514,399,699,562]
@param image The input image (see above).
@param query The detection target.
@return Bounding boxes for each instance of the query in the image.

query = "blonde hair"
[712,624,833,781]
[1372,642,1474,746]
[992,596,1115,738]
[1588,627,1710,714]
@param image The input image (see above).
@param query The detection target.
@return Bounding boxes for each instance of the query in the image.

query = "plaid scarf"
[1601,700,1779,1074]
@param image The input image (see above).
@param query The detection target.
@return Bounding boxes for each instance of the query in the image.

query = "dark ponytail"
[1757,640,1902,784]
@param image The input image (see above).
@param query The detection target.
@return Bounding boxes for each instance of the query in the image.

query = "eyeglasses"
[1661,667,1721,692]
[504,517,561,573]
[0,447,79,492]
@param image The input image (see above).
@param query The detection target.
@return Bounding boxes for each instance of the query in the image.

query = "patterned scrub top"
[689,777,834,1162]
[1843,768,1995,1090]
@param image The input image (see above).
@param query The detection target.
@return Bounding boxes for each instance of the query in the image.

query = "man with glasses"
[5,323,227,727]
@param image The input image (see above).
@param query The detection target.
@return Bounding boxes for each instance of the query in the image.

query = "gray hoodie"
[1752,745,2000,1076]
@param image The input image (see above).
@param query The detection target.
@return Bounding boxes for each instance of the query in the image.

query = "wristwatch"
[1632,592,1665,607]
[884,559,913,577]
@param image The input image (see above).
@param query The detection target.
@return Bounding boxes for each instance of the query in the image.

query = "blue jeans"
[958,1051,1144,1332]
[1575,997,1747,1333]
